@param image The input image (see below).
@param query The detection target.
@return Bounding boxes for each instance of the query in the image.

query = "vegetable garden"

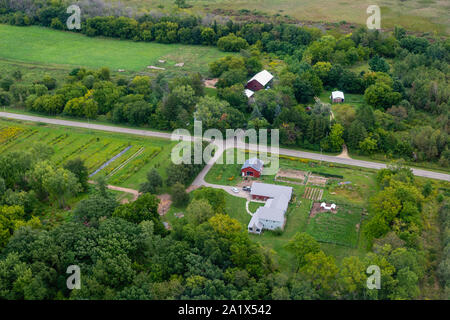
[0,119,175,189]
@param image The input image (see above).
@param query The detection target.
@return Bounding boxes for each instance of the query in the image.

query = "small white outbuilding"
[330,91,345,103]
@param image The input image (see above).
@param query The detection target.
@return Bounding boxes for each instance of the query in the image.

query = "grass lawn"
[305,203,363,248]
[248,201,264,213]
[0,118,176,190]
[0,24,231,74]
[204,87,217,97]
[0,58,71,85]
[319,90,365,110]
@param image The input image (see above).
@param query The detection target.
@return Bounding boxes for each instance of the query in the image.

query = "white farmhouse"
[248,183,293,234]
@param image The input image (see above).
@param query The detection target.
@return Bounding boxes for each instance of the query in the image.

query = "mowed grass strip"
[0,24,230,72]
[0,119,176,189]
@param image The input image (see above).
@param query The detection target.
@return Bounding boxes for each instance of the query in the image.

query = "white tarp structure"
[330,91,345,100]
[320,202,336,210]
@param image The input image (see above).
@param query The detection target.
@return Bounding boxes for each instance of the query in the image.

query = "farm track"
[88,180,139,201]
[1,112,450,182]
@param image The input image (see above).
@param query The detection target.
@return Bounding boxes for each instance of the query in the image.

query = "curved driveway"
[1,111,449,182]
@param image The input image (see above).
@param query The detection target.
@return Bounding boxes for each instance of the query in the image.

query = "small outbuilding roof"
[241,157,264,173]
[248,70,274,87]
[244,89,255,98]
[330,91,345,100]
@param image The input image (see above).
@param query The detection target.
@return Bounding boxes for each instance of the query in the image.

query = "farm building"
[330,91,345,103]
[248,182,293,234]
[244,70,274,98]
[241,157,264,178]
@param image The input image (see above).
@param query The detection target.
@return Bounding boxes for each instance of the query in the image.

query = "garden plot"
[306,203,362,248]
[307,174,328,187]
[303,187,323,201]
[275,168,308,184]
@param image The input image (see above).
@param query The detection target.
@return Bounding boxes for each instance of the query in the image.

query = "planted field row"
[303,187,323,201]
[108,148,161,186]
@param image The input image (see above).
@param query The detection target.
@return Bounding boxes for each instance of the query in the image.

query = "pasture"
[0,119,176,190]
[0,24,231,74]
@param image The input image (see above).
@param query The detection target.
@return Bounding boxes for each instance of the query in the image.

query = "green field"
[306,203,363,247]
[106,0,449,34]
[0,119,176,190]
[319,91,366,110]
[0,24,231,74]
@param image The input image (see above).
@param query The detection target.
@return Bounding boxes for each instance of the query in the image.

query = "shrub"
[217,34,249,52]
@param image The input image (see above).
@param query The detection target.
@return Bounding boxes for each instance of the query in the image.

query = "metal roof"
[250,182,292,199]
[249,183,293,224]
[241,157,264,172]
[247,70,274,87]
[244,89,255,98]
[256,206,285,222]
[248,211,264,228]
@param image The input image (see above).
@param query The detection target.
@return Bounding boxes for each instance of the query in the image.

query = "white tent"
[330,91,345,100]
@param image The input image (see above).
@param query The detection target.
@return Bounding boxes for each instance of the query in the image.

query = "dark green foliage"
[113,193,165,234]
[369,56,390,73]
[73,194,118,227]
[64,158,89,192]
[192,187,226,213]
[139,169,163,194]
[170,182,189,207]
[217,34,249,52]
